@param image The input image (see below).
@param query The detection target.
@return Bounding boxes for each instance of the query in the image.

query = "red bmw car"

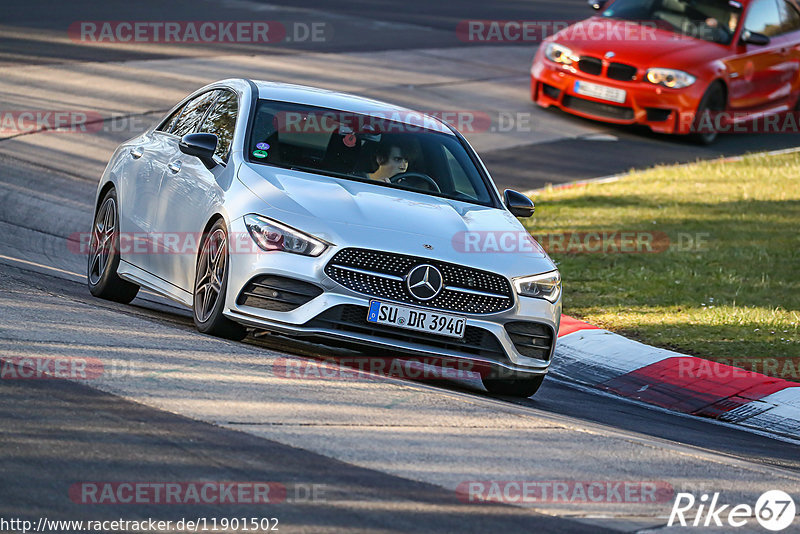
[531,0,800,143]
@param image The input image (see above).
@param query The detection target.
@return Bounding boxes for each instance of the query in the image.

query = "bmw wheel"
[87,188,139,303]
[193,219,247,340]
[692,82,726,145]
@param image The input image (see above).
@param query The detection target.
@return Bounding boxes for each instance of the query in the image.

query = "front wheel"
[193,220,247,341]
[482,374,545,398]
[691,82,726,145]
[87,188,139,303]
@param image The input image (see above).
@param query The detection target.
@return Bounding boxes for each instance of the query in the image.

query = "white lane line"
[0,253,84,279]
[0,252,174,303]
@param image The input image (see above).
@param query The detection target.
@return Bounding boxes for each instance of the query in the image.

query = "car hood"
[237,163,556,276]
[552,17,724,67]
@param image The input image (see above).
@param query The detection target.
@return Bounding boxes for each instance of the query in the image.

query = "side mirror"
[504,189,535,218]
[179,133,218,169]
[588,0,608,10]
[740,30,770,46]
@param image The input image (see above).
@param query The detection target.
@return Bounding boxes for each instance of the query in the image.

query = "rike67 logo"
[669,490,796,531]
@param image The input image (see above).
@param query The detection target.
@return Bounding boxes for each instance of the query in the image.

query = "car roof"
[247,79,455,135]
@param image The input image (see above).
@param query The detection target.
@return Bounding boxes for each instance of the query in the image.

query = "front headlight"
[645,68,696,89]
[544,43,578,66]
[513,271,561,303]
[244,214,328,256]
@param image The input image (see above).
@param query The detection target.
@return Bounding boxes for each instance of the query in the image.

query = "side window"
[199,90,238,162]
[156,105,184,133]
[744,0,784,36]
[777,0,800,33]
[172,91,219,138]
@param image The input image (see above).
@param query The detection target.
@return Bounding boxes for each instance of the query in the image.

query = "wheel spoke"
[194,228,229,323]
[201,286,215,319]
[88,198,117,285]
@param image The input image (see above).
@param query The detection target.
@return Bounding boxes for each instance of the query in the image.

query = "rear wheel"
[87,188,139,303]
[482,374,545,398]
[691,82,726,145]
[193,220,247,341]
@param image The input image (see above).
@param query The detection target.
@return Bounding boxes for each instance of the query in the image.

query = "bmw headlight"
[513,271,561,303]
[645,68,696,89]
[544,43,578,66]
[244,214,328,256]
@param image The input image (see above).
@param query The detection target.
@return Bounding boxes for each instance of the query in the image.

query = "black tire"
[193,219,247,341]
[87,188,140,303]
[691,82,726,145]
[482,374,545,398]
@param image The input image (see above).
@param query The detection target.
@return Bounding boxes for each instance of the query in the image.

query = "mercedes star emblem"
[406,264,443,301]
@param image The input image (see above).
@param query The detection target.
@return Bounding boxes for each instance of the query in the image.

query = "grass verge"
[523,151,800,379]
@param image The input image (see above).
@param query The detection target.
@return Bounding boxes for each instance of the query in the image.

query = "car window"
[601,0,742,44]
[776,0,800,33]
[156,105,184,133]
[744,0,784,36]
[443,145,480,200]
[248,100,496,207]
[199,90,237,162]
[172,91,219,138]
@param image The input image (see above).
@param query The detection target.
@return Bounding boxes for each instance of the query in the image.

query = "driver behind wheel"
[369,141,410,182]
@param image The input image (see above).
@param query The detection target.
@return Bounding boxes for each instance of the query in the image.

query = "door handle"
[168,161,182,174]
[130,147,144,159]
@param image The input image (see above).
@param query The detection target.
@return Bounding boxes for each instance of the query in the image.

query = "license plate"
[366,300,466,339]
[574,80,626,104]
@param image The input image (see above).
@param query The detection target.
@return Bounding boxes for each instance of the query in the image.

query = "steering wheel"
[389,172,441,193]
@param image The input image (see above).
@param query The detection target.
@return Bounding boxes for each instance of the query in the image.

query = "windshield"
[247,100,496,207]
[601,0,743,44]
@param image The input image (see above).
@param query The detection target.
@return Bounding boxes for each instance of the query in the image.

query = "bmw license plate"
[574,80,626,104]
[366,300,466,339]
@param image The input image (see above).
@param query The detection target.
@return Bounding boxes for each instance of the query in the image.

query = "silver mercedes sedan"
[88,78,561,397]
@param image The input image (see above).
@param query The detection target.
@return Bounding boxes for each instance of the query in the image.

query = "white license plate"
[574,80,627,104]
[366,300,466,339]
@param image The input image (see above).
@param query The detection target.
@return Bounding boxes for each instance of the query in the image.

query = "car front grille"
[578,56,603,76]
[304,304,508,361]
[237,275,323,312]
[562,95,634,120]
[324,248,514,314]
[607,62,638,81]
[504,321,555,361]
[578,56,637,82]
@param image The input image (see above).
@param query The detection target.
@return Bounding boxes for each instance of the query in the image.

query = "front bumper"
[224,218,561,379]
[531,56,705,135]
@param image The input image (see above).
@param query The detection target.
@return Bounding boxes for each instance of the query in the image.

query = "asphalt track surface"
[1,1,799,532]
